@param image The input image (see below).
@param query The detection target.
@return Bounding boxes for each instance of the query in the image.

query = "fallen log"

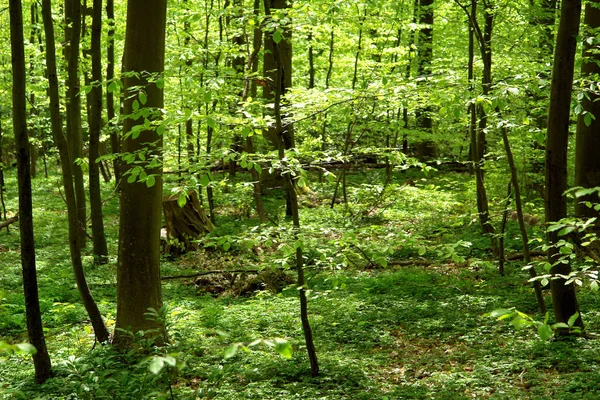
[162,269,259,280]
[0,214,18,230]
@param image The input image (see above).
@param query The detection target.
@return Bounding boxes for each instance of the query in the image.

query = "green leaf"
[14,343,37,355]
[418,247,426,256]
[155,78,164,89]
[132,100,140,111]
[139,91,147,105]
[255,163,262,174]
[273,29,283,44]
[200,174,210,187]
[108,81,118,93]
[274,338,293,359]
[591,281,599,291]
[148,357,164,374]
[203,92,212,103]
[146,175,156,188]
[157,123,166,136]
[584,112,592,127]
[567,312,580,327]
[223,242,231,251]
[297,176,307,187]
[224,344,238,359]
[488,308,512,318]
[207,117,217,129]
[177,193,187,208]
[538,324,553,341]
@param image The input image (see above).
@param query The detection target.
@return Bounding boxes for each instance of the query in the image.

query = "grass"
[1,167,599,399]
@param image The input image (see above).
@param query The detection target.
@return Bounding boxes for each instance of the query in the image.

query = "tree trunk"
[545,0,583,329]
[264,0,319,377]
[65,0,88,249]
[106,0,121,186]
[42,0,110,344]
[9,0,53,383]
[89,0,108,264]
[415,0,435,158]
[574,0,600,225]
[162,191,214,254]
[114,0,167,346]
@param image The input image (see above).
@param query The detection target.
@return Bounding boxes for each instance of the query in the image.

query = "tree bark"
[264,0,319,377]
[89,0,108,263]
[65,0,88,249]
[106,0,121,186]
[42,0,110,343]
[545,0,583,329]
[574,1,600,224]
[9,0,53,383]
[114,0,167,346]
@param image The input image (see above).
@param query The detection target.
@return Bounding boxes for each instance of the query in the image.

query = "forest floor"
[1,167,600,399]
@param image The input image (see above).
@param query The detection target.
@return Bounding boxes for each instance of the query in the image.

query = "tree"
[64,0,87,249]
[545,0,583,329]
[9,0,52,383]
[41,0,110,343]
[89,0,108,263]
[574,0,600,226]
[114,0,167,345]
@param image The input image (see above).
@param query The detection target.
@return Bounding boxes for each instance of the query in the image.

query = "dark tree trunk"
[106,0,121,186]
[545,0,583,329]
[9,0,53,383]
[114,0,167,346]
[415,0,435,158]
[42,0,110,343]
[162,191,214,254]
[65,0,88,249]
[264,0,319,377]
[575,1,600,223]
[89,0,108,264]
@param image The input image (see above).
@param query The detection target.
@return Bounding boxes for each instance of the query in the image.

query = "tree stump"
[162,191,214,255]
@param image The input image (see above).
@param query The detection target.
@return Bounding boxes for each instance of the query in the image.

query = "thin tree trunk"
[499,120,546,314]
[265,0,319,377]
[89,0,108,263]
[106,0,121,186]
[42,0,110,343]
[9,0,53,383]
[65,0,87,248]
[545,0,583,329]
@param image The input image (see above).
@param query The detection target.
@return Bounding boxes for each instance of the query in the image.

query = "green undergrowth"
[1,168,599,399]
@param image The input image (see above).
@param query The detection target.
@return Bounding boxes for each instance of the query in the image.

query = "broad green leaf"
[139,91,147,105]
[274,339,293,359]
[418,247,426,256]
[146,175,156,188]
[108,81,118,93]
[177,193,187,208]
[200,174,210,187]
[223,242,231,251]
[273,29,283,44]
[148,357,164,374]
[584,113,592,127]
[591,281,599,291]
[538,324,553,341]
[488,308,512,318]
[15,343,36,355]
[207,117,217,129]
[132,100,140,111]
[567,312,580,327]
[224,344,238,359]
[157,123,166,135]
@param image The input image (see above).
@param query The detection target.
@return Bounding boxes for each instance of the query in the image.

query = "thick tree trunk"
[9,0,53,383]
[89,0,108,264]
[545,0,583,329]
[114,0,167,346]
[415,0,435,158]
[575,1,600,224]
[162,191,214,254]
[42,0,110,344]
